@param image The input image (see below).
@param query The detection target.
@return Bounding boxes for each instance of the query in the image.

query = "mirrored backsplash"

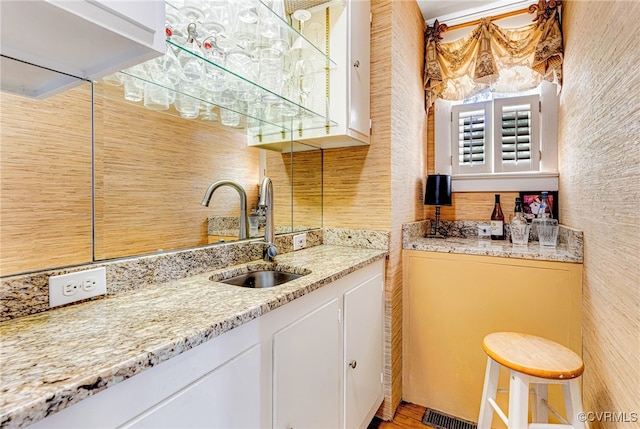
[0,59,322,277]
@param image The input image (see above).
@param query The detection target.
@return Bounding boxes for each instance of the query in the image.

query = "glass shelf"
[100,0,338,138]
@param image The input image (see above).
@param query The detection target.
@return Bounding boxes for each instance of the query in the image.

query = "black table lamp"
[424,174,452,238]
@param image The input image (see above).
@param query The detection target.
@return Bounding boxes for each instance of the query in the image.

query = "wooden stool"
[478,332,586,429]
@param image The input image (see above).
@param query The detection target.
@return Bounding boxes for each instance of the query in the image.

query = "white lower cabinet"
[29,260,384,429]
[344,273,385,429]
[269,259,385,429]
[273,298,342,429]
[124,345,261,428]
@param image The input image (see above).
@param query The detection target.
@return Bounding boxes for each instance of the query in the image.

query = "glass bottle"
[538,191,552,218]
[490,194,505,240]
[510,197,529,245]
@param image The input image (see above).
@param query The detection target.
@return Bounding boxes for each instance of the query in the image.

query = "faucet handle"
[265,244,278,259]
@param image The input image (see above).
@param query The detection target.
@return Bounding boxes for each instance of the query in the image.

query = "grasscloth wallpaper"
[418,1,640,423]
[559,2,640,426]
[322,0,428,419]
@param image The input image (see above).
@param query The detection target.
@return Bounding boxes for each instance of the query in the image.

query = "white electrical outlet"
[49,267,106,308]
[293,233,306,251]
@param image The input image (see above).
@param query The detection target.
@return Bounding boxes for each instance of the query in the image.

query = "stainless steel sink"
[220,270,303,288]
[211,264,310,289]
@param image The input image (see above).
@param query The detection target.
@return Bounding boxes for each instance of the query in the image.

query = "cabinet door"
[344,273,384,429]
[403,250,582,426]
[273,298,342,429]
[347,0,371,138]
[123,345,261,428]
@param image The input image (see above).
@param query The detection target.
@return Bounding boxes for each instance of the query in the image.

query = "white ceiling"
[417,0,532,25]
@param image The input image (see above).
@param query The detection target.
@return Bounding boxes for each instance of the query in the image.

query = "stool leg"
[531,383,549,423]
[564,378,586,429]
[478,357,501,429]
[508,371,529,429]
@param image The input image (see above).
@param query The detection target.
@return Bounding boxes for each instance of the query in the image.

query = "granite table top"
[0,245,387,428]
[404,236,582,263]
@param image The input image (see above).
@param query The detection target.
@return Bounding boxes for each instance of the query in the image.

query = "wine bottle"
[490,194,505,240]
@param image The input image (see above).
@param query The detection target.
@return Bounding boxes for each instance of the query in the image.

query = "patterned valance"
[424,0,563,108]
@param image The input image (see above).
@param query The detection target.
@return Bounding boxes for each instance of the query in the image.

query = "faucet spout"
[258,177,278,261]
[201,180,250,240]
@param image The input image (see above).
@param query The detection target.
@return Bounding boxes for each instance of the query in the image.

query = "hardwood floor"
[368,402,436,429]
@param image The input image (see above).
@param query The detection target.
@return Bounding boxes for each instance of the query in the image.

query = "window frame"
[434,81,559,192]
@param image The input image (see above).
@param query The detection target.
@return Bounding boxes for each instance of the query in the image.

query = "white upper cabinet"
[248,0,371,151]
[345,0,371,143]
[0,0,165,98]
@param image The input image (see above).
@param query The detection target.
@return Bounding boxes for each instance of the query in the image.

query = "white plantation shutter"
[435,83,558,191]
[451,102,492,174]
[494,95,540,173]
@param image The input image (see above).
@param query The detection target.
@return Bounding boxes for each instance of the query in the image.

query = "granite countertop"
[0,244,387,428]
[402,220,584,263]
[404,236,582,263]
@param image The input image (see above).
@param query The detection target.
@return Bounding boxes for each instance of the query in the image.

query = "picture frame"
[519,191,559,222]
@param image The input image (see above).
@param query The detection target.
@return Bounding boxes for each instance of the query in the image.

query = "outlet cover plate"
[49,267,106,308]
[293,233,306,251]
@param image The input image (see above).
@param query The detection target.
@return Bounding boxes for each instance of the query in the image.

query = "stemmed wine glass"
[297,59,316,113]
[290,9,312,62]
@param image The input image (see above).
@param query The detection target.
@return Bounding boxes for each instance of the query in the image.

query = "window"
[435,82,559,192]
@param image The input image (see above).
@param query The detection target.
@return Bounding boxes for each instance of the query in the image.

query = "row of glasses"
[103,0,328,130]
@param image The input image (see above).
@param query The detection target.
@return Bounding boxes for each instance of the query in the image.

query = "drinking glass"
[219,90,241,126]
[296,59,316,110]
[200,103,218,121]
[178,35,205,86]
[146,46,181,87]
[179,0,206,22]
[123,75,143,102]
[144,80,172,111]
[233,0,259,49]
[175,92,200,119]
[510,223,531,246]
[208,0,232,34]
[202,39,227,93]
[102,72,123,86]
[259,48,284,101]
[277,77,299,117]
[534,218,559,247]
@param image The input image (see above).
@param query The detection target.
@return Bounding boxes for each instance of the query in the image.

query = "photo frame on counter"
[519,191,559,222]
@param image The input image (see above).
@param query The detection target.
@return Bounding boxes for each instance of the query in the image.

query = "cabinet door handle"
[353,60,360,68]
[349,360,357,369]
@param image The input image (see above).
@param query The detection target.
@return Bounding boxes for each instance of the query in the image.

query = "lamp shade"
[424,174,452,206]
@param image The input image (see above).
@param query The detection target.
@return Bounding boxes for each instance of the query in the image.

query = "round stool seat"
[483,332,584,380]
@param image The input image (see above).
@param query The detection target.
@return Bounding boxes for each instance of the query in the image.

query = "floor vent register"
[422,408,477,429]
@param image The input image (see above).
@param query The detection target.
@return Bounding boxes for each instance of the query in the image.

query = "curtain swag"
[423,0,564,108]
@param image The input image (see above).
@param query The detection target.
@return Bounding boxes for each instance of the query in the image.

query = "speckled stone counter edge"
[403,220,584,263]
[0,228,390,322]
[0,245,389,428]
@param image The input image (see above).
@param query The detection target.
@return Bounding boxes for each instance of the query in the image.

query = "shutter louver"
[501,104,531,164]
[458,109,485,165]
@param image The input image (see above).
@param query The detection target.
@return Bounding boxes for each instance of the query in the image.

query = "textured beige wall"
[559,2,640,426]
[94,83,260,260]
[0,86,93,276]
[323,0,427,420]
[388,0,428,419]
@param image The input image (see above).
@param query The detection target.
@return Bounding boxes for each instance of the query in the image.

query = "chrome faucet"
[258,177,278,261]
[201,180,250,240]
